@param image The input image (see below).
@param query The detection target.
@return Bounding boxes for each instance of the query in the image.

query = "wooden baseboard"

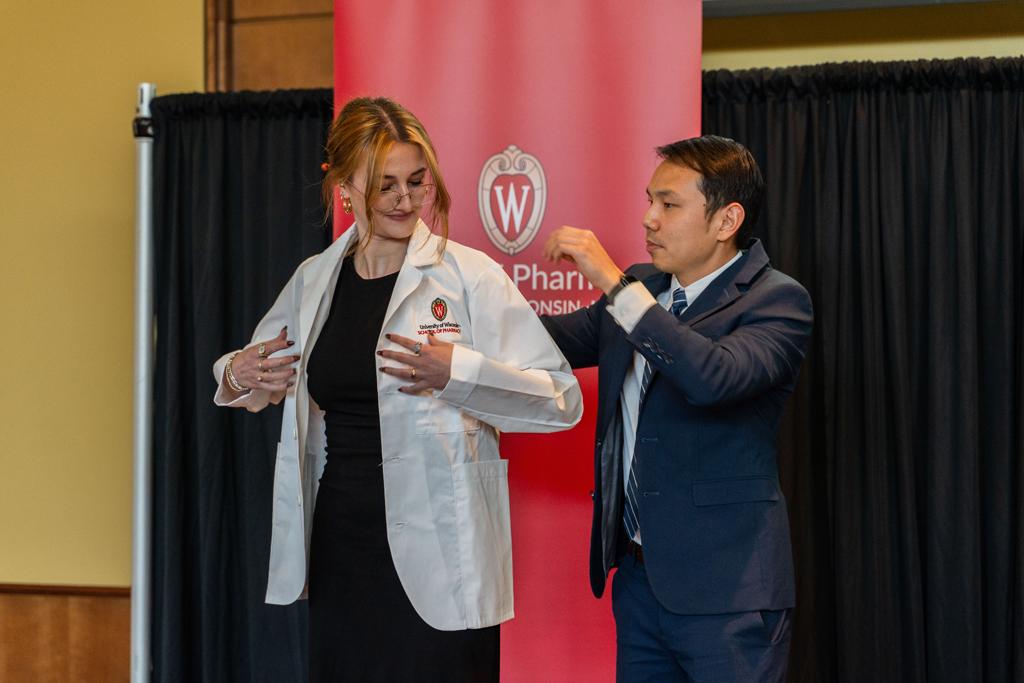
[0,585,130,683]
[0,583,130,597]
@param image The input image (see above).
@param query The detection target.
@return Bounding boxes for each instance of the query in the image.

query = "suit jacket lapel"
[616,244,770,417]
[680,280,739,326]
[644,270,673,299]
[681,240,771,327]
[601,331,633,428]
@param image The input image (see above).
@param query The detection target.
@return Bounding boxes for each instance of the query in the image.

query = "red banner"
[335,2,701,678]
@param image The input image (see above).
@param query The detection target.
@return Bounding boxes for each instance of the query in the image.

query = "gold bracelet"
[225,352,247,392]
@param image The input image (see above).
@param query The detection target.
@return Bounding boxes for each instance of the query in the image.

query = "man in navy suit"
[540,136,812,682]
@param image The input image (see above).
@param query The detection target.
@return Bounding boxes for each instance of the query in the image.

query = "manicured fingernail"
[294,355,301,362]
[287,341,295,346]
[385,334,391,340]
[287,382,294,388]
[377,350,384,356]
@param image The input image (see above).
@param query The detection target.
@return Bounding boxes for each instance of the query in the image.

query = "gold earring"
[341,195,352,214]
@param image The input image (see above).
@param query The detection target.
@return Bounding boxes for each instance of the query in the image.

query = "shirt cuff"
[607,282,658,334]
[215,381,254,407]
[213,355,252,406]
[435,344,482,404]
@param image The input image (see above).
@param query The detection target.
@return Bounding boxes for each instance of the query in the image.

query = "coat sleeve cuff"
[213,351,270,411]
[435,344,483,405]
[607,282,658,333]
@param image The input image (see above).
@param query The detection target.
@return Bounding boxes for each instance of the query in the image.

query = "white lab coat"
[213,221,582,630]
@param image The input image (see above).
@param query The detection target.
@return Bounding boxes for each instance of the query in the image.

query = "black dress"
[305,257,500,683]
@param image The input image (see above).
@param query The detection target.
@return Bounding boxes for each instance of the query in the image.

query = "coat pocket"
[451,459,513,620]
[692,476,779,506]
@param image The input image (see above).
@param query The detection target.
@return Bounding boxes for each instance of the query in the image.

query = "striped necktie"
[623,287,688,542]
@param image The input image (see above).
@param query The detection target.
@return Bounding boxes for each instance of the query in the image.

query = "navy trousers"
[611,555,791,683]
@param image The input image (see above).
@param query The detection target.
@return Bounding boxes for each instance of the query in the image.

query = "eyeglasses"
[348,182,436,213]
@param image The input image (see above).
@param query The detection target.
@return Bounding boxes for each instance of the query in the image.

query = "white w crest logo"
[478,145,547,256]
[494,184,531,234]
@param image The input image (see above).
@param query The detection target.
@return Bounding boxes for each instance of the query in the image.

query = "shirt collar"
[666,249,744,308]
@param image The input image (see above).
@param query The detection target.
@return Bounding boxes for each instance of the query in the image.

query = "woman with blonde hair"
[213,96,582,681]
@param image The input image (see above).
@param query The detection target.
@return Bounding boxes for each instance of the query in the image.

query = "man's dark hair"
[655,135,764,248]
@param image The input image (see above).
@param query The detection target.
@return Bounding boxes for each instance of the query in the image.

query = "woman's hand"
[225,327,300,395]
[378,333,453,394]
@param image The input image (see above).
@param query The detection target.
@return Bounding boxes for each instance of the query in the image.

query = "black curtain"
[703,57,1024,683]
[151,89,333,683]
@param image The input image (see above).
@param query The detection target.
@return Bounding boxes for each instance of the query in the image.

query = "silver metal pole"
[131,82,156,683]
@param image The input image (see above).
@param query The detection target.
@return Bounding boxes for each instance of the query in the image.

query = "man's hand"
[542,226,623,295]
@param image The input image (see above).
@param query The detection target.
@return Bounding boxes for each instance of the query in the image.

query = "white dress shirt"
[606,250,743,543]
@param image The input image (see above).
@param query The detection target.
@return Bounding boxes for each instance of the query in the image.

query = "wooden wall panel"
[232,17,334,91]
[206,0,334,91]
[0,588,130,683]
[234,0,331,20]
[207,0,232,92]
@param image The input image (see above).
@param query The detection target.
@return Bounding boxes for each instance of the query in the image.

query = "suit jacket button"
[590,490,595,500]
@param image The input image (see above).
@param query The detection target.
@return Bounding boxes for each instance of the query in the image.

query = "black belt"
[625,540,644,564]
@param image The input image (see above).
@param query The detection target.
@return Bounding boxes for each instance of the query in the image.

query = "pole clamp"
[133,117,153,138]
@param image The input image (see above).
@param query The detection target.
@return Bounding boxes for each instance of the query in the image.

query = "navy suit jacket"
[541,240,813,615]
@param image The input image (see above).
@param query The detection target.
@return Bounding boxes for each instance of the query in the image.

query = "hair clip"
[321,162,330,172]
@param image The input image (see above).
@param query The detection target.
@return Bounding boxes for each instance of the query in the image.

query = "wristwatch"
[608,273,638,304]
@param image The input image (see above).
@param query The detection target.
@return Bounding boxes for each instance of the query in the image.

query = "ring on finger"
[411,368,417,380]
[258,372,264,382]
[258,343,268,358]
[412,342,422,355]
[258,359,264,371]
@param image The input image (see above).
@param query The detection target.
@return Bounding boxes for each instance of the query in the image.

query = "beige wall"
[0,1,203,585]
[703,1,1024,71]
[0,0,1020,588]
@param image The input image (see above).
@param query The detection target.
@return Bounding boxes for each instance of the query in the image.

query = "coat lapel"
[299,225,354,351]
[381,220,436,330]
[300,221,439,346]
[681,239,771,327]
[643,269,673,300]
[611,244,770,422]
[291,225,353,484]
[293,221,437,465]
